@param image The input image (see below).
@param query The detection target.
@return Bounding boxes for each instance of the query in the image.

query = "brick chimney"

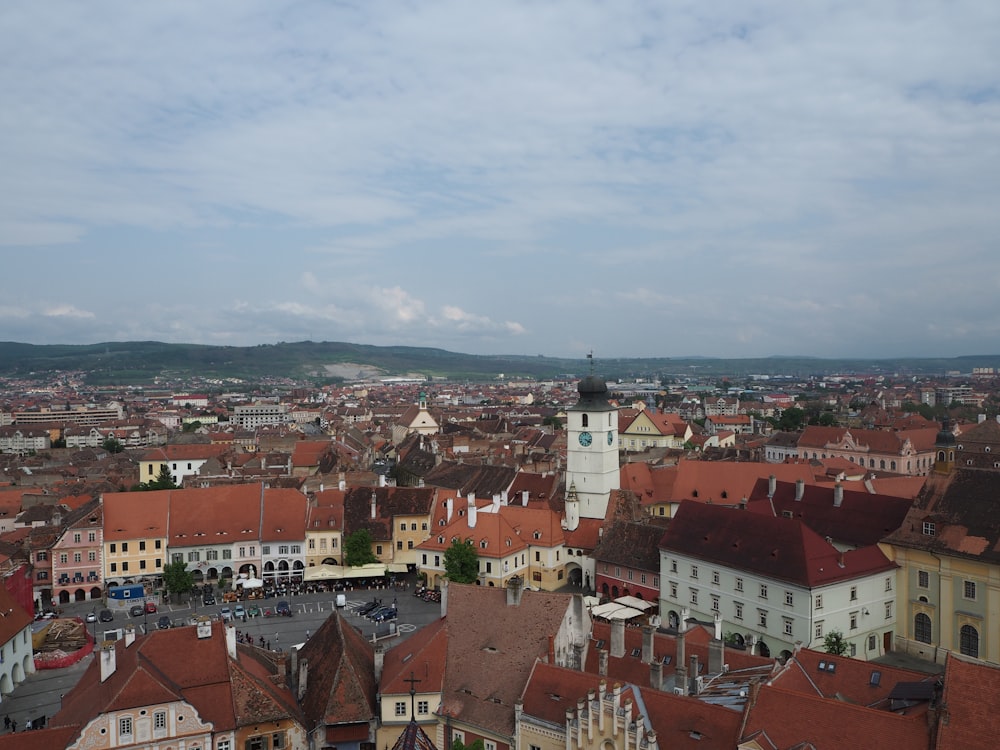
[641,625,654,664]
[610,619,625,658]
[506,575,524,606]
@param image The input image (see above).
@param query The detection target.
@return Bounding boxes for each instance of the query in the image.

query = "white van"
[335,594,346,608]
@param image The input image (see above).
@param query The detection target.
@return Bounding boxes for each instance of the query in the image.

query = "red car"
[145,601,157,614]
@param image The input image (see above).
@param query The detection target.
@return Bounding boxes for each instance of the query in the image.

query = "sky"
[1,2,998,360]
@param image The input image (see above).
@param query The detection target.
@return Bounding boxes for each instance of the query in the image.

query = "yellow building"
[102,491,170,591]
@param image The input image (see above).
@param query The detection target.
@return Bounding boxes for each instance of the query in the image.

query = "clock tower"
[566,372,619,520]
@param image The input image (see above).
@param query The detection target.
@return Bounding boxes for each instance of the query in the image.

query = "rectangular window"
[964,580,977,600]
[691,565,699,579]
[885,577,892,592]
[711,595,719,612]
[397,541,403,550]
[222,550,231,559]
[418,700,429,715]
[188,552,199,562]
[88,531,96,542]
[110,563,117,572]
[735,577,743,592]
[850,612,858,630]
[670,559,677,573]
[627,570,633,581]
[110,543,116,553]
[74,533,81,543]
[868,634,877,651]
[139,540,146,551]
[172,553,183,563]
[308,539,315,550]
[758,610,767,628]
[815,595,823,610]
[485,742,496,750]
[783,617,793,636]
[815,621,824,639]
[291,545,300,554]
[395,701,407,716]
[59,553,68,564]
[922,521,936,536]
[785,591,793,606]
[918,570,929,588]
[400,523,407,531]
[154,711,166,730]
[759,584,768,600]
[408,540,414,549]
[263,546,271,555]
[712,570,720,585]
[640,573,646,584]
[155,558,162,568]
[119,717,133,736]
[122,561,129,571]
[88,551,96,561]
[74,552,82,563]
[140,560,146,570]
[669,582,677,598]
[207,550,218,560]
[735,602,743,620]
[850,586,857,601]
[155,540,161,549]
[122,542,128,552]
[690,588,698,605]
[885,602,892,620]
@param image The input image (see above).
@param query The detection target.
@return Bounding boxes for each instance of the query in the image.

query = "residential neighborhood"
[1,365,1000,747]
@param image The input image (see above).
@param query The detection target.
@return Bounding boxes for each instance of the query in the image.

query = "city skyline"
[2,2,998,359]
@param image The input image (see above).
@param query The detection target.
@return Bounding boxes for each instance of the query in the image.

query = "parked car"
[145,601,157,613]
[203,594,216,606]
[99,609,114,622]
[157,615,171,630]
[220,607,232,622]
[275,600,291,617]
[366,606,394,621]
[372,607,397,623]
[233,604,246,619]
[85,611,98,623]
[248,605,261,618]
[129,605,144,617]
[358,600,381,616]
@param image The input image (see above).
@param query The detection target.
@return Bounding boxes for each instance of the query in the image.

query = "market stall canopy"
[614,595,655,611]
[303,564,345,582]
[238,577,264,589]
[343,562,387,579]
[590,602,645,621]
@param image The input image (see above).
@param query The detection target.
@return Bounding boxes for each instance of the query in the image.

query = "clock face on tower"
[607,431,614,445]
[578,431,593,447]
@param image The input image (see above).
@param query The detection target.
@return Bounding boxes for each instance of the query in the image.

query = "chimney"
[319,483,324,493]
[380,474,386,488]
[650,660,663,690]
[709,637,724,675]
[598,649,608,676]
[795,479,805,501]
[641,625,654,664]
[99,640,117,682]
[689,655,700,694]
[440,578,449,616]
[646,730,658,750]
[492,493,501,510]
[833,483,843,508]
[374,646,385,681]
[467,492,477,528]
[446,496,454,523]
[196,616,212,639]
[297,655,309,701]
[507,575,524,606]
[864,477,875,494]
[501,490,508,505]
[338,478,345,491]
[124,624,136,648]
[371,491,377,519]
[548,634,556,663]
[714,612,723,641]
[598,680,607,732]
[610,619,626,658]
[521,490,529,506]
[768,474,776,498]
[225,623,237,660]
[979,413,987,423]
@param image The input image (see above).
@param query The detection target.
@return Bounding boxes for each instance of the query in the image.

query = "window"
[188,552,199,562]
[119,717,133,737]
[155,539,162,549]
[711,595,719,612]
[59,553,68,564]
[376,545,383,555]
[735,602,743,620]
[263,545,271,555]
[758,610,768,628]
[154,711,167,731]
[712,571,722,585]
[155,558,162,568]
[110,563,117,573]
[670,559,677,573]
[122,542,128,552]
[291,545,300,554]
[922,521,936,536]
[640,573,646,584]
[785,591,793,606]
[815,621,824,639]
[207,550,218,560]
[964,580,977,600]
[88,551,96,561]
[868,634,877,651]
[398,541,404,550]
[918,570,929,588]
[140,560,146,570]
[850,586,857,601]
[74,552,82,563]
[759,584,768,600]
[783,617,793,636]
[122,562,129,571]
[110,543,116,554]
[960,624,980,658]
[418,700,429,715]
[74,533,81,543]
[139,540,146,551]
[850,612,858,630]
[485,742,496,750]
[885,602,892,619]
[885,577,892,592]
[691,565,699,579]
[689,588,698,605]
[669,582,678,598]
[218,740,231,750]
[308,539,315,550]
[395,701,407,716]
[915,613,932,644]
[735,577,743,592]
[400,523,406,531]
[815,595,823,610]
[172,553,183,563]
[408,540,414,549]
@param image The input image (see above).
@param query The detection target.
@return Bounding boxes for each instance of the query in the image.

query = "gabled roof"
[140,444,227,462]
[422,461,518,498]
[382,616,448,696]
[659,502,896,588]
[298,611,377,728]
[103,489,171,541]
[746,478,913,548]
[592,520,663,572]
[936,653,1000,750]
[656,460,817,506]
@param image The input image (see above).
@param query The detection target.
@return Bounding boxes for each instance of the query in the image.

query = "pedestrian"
[305,629,310,640]
[275,632,279,642]
[266,640,271,650]
[3,715,8,730]
[10,719,16,732]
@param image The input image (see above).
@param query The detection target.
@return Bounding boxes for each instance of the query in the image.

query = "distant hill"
[0,340,998,385]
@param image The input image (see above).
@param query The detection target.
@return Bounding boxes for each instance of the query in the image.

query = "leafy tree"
[102,437,125,453]
[453,739,485,750]
[181,420,202,433]
[136,464,178,491]
[775,407,806,431]
[444,538,479,583]
[162,560,194,599]
[823,629,849,656]
[344,529,378,566]
[542,415,562,430]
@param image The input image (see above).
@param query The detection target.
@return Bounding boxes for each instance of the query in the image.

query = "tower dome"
[576,375,609,408]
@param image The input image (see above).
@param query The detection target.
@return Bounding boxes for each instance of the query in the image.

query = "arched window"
[890,461,896,471]
[582,414,589,428]
[960,624,979,658]
[914,613,932,644]
[880,460,886,470]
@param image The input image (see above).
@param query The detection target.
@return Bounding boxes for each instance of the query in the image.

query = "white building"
[659,502,898,661]
[565,375,619,521]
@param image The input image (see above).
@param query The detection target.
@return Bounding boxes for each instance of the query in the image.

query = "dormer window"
[480,540,488,548]
[533,531,541,540]
[922,521,936,536]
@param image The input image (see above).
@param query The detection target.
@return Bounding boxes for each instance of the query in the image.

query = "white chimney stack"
[468,492,477,528]
[99,641,117,682]
[371,491,377,519]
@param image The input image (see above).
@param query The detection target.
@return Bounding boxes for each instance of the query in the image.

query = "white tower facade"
[566,375,619,519]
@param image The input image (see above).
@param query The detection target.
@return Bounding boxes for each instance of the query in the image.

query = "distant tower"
[566,362,619,520]
[934,417,957,474]
[565,482,580,531]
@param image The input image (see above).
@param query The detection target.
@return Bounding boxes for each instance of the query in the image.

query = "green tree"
[452,739,485,750]
[542,415,562,430]
[162,560,194,600]
[823,629,849,656]
[181,420,203,433]
[102,437,125,453]
[344,529,378,567]
[137,464,177,491]
[444,538,479,583]
[775,407,806,431]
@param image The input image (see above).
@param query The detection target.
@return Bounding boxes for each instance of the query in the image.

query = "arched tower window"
[960,624,979,657]
[582,414,589,428]
[914,613,932,644]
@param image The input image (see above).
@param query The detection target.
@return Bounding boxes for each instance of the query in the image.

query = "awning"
[387,563,409,573]
[303,564,345,582]
[342,562,387,579]
[590,602,645,621]
[614,595,655,611]
[238,577,264,589]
